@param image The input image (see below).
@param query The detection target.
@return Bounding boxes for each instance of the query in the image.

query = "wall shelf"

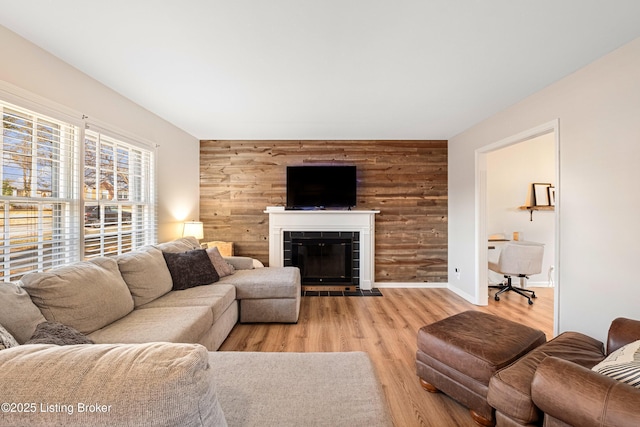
[519,205,554,221]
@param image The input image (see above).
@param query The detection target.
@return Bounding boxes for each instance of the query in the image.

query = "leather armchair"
[531,318,640,427]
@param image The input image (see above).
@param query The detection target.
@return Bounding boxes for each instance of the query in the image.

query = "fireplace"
[284,231,359,291]
[265,208,378,290]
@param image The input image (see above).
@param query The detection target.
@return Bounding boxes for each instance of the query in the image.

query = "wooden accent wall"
[199,140,448,283]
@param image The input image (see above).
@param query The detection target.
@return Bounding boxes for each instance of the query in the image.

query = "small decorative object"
[548,186,555,206]
[532,183,552,206]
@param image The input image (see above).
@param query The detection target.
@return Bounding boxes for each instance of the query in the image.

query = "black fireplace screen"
[283,232,359,286]
[293,238,351,283]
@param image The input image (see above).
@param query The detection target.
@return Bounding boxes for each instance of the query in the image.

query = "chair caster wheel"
[532,293,537,298]
[494,295,500,301]
[528,299,533,305]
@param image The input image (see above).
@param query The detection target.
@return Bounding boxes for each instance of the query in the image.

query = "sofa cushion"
[117,245,173,306]
[488,331,605,424]
[139,284,236,323]
[222,267,300,299]
[0,281,47,343]
[20,257,135,335]
[25,321,94,346]
[0,324,19,350]
[163,249,220,290]
[0,343,227,427]
[592,339,640,388]
[87,306,213,345]
[155,236,201,253]
[206,246,235,277]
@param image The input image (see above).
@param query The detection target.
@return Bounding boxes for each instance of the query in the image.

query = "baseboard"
[446,284,478,303]
[525,281,554,288]
[376,281,553,289]
[375,282,448,289]
[375,282,485,305]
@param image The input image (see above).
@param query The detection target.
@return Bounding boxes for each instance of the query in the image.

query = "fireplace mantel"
[265,208,379,290]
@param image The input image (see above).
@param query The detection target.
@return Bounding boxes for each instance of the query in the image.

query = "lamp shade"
[182,221,204,240]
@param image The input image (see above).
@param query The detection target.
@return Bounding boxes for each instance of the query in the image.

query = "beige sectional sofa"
[0,237,392,426]
[0,342,392,426]
[11,237,300,351]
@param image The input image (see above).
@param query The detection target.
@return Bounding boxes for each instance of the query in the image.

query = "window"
[0,96,157,281]
[83,128,156,258]
[1,101,80,281]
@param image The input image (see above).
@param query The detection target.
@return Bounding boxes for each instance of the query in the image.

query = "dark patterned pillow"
[25,321,94,345]
[163,249,220,290]
[0,323,19,350]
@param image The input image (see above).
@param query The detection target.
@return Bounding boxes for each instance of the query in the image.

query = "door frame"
[475,119,560,335]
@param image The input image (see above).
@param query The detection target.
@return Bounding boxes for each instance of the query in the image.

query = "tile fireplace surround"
[265,207,379,290]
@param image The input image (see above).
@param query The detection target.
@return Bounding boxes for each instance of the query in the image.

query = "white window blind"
[1,100,80,281]
[83,128,156,258]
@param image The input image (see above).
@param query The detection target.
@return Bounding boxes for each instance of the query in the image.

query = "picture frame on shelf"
[548,186,555,206]
[532,183,552,206]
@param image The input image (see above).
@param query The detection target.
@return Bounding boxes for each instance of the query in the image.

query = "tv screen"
[286,165,357,209]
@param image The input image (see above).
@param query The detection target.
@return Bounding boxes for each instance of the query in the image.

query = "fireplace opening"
[284,231,359,292]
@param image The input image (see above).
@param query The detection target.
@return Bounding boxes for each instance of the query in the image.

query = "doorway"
[475,120,559,335]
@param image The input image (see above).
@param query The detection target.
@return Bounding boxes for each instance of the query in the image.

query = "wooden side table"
[203,241,234,256]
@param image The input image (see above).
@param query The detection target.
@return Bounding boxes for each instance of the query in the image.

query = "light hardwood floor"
[219,286,554,427]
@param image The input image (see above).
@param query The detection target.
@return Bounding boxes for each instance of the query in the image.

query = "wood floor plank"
[219,287,554,427]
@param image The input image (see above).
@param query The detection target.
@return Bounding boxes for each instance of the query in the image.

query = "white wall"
[487,134,555,286]
[0,25,200,242]
[449,36,640,342]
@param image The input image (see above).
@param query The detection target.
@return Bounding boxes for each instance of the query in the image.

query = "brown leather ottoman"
[416,310,546,426]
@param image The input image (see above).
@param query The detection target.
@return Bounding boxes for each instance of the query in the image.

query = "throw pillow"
[117,245,173,307]
[206,246,235,278]
[591,339,640,388]
[25,321,94,346]
[156,236,201,253]
[20,257,135,335]
[0,281,47,344]
[163,249,220,291]
[0,323,19,350]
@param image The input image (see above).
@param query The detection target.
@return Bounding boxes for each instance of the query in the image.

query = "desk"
[488,239,509,250]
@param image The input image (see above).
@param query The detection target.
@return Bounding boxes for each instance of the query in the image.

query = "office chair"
[489,241,544,305]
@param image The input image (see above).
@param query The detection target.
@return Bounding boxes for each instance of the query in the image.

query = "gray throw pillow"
[0,323,19,350]
[25,321,94,346]
[206,246,235,277]
[163,249,220,291]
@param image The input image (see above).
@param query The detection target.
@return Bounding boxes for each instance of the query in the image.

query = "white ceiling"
[1,1,640,140]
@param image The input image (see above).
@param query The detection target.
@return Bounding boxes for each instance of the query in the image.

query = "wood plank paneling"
[199,140,448,282]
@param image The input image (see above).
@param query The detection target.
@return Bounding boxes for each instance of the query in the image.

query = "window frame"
[82,124,157,259]
[0,83,158,281]
[1,100,82,281]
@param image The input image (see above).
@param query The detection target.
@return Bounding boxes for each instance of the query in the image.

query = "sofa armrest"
[0,343,227,427]
[224,256,259,270]
[607,317,640,354]
[531,356,640,427]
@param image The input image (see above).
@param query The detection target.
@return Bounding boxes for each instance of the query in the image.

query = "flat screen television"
[286,165,357,210]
